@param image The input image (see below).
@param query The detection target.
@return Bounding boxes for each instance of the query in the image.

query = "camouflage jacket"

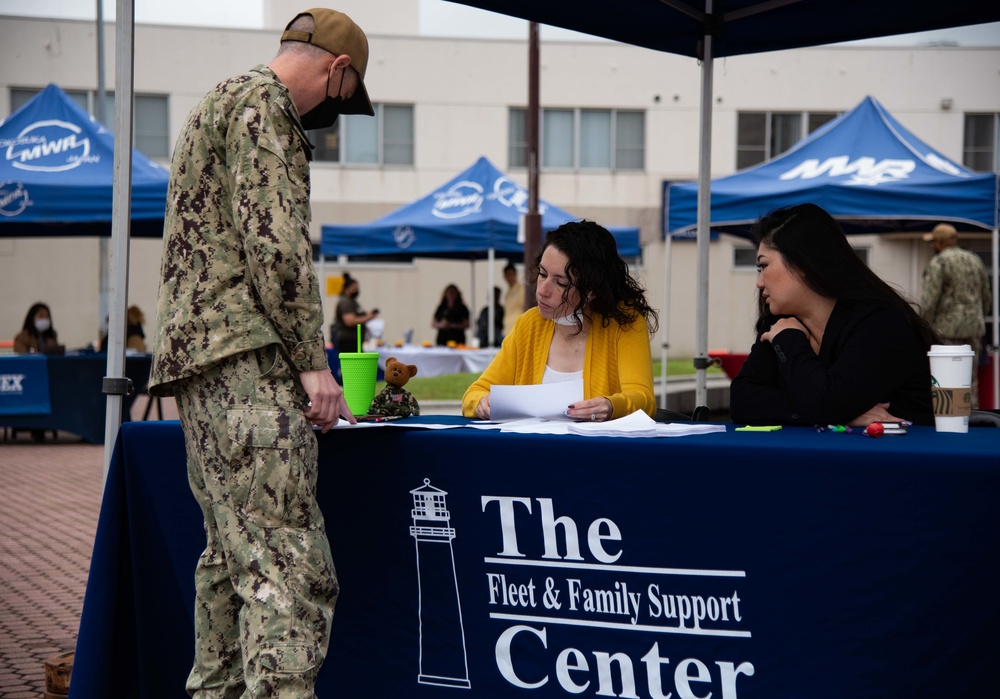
[921,245,991,340]
[150,66,327,394]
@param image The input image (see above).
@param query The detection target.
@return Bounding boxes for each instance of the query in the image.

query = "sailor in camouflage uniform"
[921,223,992,408]
[148,9,374,697]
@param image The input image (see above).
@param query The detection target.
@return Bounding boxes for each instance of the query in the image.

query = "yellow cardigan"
[462,308,655,418]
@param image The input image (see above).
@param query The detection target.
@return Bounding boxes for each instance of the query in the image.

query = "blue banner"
[72,420,1000,699]
[0,355,50,415]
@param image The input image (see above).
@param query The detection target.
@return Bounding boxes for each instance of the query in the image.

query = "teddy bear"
[369,356,421,417]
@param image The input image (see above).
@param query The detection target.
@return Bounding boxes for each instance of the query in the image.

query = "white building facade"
[1,3,997,358]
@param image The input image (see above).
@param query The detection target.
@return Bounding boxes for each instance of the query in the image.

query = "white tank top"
[542,366,583,384]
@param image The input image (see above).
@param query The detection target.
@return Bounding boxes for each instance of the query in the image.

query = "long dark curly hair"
[750,203,937,348]
[531,220,658,334]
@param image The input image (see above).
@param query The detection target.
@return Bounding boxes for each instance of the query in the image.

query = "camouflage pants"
[173,346,339,699]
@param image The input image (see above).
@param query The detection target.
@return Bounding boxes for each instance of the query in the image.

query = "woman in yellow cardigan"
[463,220,658,421]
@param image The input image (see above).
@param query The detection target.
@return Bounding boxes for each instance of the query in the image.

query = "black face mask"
[300,96,343,131]
[300,63,346,131]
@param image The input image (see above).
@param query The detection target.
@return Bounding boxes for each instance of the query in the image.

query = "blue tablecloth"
[0,354,50,414]
[72,419,1000,698]
[0,353,151,442]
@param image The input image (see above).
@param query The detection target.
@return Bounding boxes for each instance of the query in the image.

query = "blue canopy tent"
[447,0,1000,408]
[663,95,999,407]
[1,81,169,459]
[0,83,168,237]
[321,156,640,258]
[665,96,998,235]
[321,156,641,345]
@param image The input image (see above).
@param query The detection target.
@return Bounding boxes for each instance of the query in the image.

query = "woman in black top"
[432,284,470,346]
[730,203,937,427]
[333,273,378,353]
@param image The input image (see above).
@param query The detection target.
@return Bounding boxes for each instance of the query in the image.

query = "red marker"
[864,422,884,438]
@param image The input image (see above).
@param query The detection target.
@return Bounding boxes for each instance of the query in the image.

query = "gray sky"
[1,0,998,45]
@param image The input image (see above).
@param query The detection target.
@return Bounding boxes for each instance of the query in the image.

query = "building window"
[509,108,529,168]
[963,113,999,172]
[509,107,645,172]
[736,111,838,170]
[309,103,414,166]
[11,88,170,159]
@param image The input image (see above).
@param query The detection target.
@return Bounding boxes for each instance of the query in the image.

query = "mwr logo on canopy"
[491,175,549,215]
[5,119,95,172]
[0,181,32,217]
[433,180,484,219]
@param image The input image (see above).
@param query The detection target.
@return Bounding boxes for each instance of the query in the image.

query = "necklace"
[558,326,588,352]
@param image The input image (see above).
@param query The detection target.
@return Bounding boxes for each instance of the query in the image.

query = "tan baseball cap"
[922,223,958,243]
[281,8,374,116]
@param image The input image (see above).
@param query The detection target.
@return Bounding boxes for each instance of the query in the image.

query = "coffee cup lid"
[927,344,974,357]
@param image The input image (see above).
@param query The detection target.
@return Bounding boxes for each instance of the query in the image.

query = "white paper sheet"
[568,411,728,437]
[489,379,583,421]
[474,411,729,436]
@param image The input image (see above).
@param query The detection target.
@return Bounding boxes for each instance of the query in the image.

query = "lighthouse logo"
[409,479,471,689]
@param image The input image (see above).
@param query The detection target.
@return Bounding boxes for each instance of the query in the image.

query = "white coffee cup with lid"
[927,344,975,433]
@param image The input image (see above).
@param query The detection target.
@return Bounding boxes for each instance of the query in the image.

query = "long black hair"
[750,203,937,348]
[531,220,658,334]
[21,302,57,342]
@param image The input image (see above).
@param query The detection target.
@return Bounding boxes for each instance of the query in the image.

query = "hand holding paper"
[489,379,583,421]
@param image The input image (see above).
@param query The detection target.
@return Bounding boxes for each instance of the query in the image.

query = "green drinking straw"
[357,323,362,352]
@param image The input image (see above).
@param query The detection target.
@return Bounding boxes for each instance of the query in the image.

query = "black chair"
[653,405,711,422]
[970,409,1000,427]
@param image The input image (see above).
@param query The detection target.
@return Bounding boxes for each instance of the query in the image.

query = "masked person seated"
[463,220,658,421]
[14,302,64,355]
[729,203,936,427]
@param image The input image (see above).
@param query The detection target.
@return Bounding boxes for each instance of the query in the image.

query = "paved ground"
[0,433,104,698]
[0,395,177,698]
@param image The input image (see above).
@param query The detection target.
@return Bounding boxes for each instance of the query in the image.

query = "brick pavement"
[0,395,178,698]
[0,433,103,698]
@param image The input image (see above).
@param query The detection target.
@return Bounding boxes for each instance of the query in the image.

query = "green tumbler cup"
[338,352,380,416]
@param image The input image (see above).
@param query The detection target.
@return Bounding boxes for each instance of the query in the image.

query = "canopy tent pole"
[487,247,496,347]
[102,0,135,486]
[694,1,715,409]
[469,257,477,346]
[523,21,542,311]
[992,223,998,409]
[96,0,110,348]
[318,253,327,343]
[660,232,672,409]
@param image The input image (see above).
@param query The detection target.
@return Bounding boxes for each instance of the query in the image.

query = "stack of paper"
[567,410,728,438]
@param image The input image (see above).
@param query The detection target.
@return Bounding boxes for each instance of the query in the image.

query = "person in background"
[432,284,470,346]
[502,262,524,340]
[476,286,505,348]
[333,272,378,353]
[14,302,62,354]
[920,223,991,409]
[148,8,371,696]
[463,220,658,421]
[730,203,937,427]
[99,305,148,353]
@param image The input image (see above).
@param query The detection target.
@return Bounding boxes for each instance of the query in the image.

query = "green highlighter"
[735,425,782,432]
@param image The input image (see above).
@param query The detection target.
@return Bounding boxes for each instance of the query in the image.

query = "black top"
[334,296,365,353]
[730,299,934,426]
[476,303,505,347]
[434,302,469,346]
